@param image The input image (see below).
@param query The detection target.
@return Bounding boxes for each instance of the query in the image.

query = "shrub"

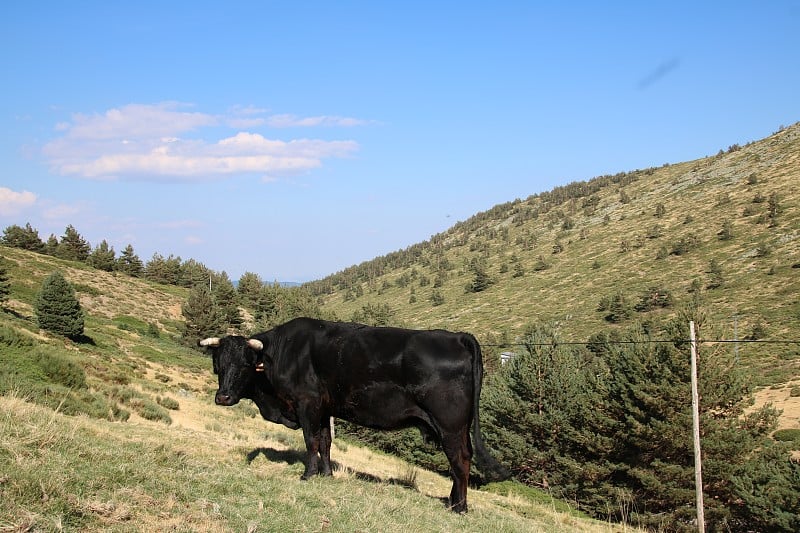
[31,348,86,389]
[634,287,674,312]
[34,271,84,338]
[772,429,800,444]
[670,233,700,255]
[157,396,180,410]
[132,397,172,424]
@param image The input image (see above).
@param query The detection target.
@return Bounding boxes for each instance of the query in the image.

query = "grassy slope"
[1,389,629,532]
[0,250,627,531]
[316,124,800,386]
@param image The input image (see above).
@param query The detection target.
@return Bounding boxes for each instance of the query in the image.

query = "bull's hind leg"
[318,419,333,477]
[441,429,472,513]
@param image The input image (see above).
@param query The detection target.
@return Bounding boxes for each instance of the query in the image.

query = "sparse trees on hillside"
[34,271,84,338]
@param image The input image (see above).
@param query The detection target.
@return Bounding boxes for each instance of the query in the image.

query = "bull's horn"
[199,337,221,347]
[247,339,264,351]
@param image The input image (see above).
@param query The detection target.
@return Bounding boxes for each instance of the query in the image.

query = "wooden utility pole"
[689,321,705,532]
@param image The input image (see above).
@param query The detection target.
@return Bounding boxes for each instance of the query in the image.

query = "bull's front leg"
[299,422,321,480]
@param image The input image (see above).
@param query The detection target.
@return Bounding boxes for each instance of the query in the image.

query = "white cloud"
[64,102,216,140]
[157,219,204,230]
[227,117,266,129]
[41,102,361,181]
[41,202,81,220]
[0,187,37,215]
[267,114,370,128]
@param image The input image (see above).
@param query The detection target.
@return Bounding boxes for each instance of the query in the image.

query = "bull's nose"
[215,393,234,406]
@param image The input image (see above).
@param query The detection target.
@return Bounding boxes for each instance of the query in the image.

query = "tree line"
[1,222,328,344]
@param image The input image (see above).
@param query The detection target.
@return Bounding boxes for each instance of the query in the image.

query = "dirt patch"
[753,381,800,430]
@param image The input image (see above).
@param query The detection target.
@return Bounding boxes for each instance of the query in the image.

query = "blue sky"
[1,2,798,282]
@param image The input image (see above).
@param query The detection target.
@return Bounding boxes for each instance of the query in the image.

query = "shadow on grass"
[245,446,418,489]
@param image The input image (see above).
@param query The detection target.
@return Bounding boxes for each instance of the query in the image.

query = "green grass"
[0,395,626,532]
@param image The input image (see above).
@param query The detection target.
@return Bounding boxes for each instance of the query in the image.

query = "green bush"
[0,325,35,350]
[31,348,86,389]
[157,396,180,410]
[772,429,800,445]
[139,402,172,424]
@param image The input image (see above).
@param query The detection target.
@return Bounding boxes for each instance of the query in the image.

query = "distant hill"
[309,123,800,386]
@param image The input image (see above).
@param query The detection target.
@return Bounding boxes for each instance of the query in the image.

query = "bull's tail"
[464,333,510,484]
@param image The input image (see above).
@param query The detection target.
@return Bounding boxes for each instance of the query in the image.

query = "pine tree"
[87,240,116,271]
[43,234,59,256]
[1,223,44,252]
[0,255,11,306]
[483,324,613,506]
[595,314,782,529]
[179,258,210,288]
[466,260,493,293]
[181,284,225,344]
[145,253,181,285]
[707,259,725,289]
[56,225,91,261]
[34,271,84,338]
[212,271,242,331]
[116,244,143,277]
[237,271,264,307]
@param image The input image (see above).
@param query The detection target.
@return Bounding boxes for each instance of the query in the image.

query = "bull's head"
[199,336,266,406]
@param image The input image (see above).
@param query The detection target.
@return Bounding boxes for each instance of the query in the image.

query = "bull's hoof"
[300,469,319,480]
[448,500,468,514]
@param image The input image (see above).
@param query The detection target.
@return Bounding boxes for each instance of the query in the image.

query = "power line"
[482,339,800,348]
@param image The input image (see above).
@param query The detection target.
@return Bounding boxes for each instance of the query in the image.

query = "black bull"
[200,317,507,513]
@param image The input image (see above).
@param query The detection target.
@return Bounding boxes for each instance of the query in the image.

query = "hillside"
[0,248,629,531]
[310,123,800,386]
